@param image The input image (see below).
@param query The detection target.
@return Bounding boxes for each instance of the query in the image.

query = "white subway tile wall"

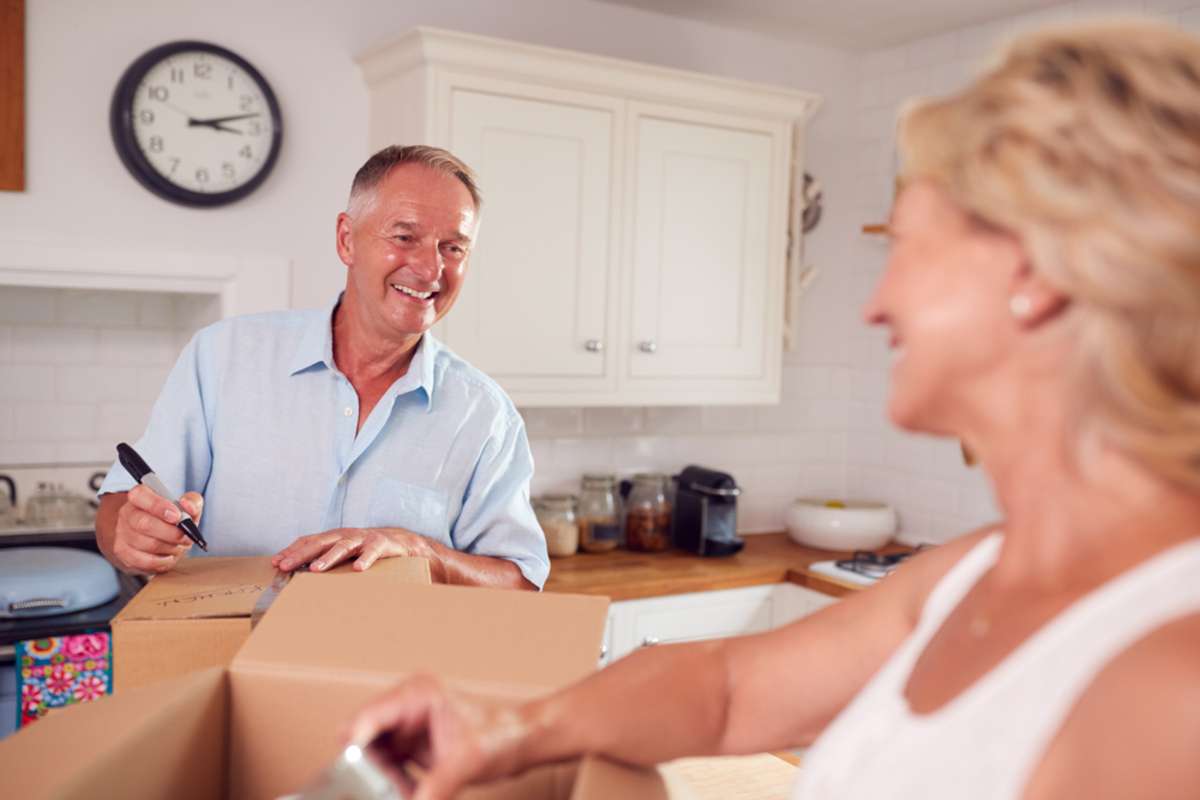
[523,365,852,535]
[0,287,210,466]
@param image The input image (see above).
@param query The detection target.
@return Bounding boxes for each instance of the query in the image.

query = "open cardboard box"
[110,556,281,691]
[2,557,680,799]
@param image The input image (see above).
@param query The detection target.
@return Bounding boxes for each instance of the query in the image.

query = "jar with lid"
[625,473,672,552]
[578,474,621,553]
[533,494,579,558]
[24,482,94,528]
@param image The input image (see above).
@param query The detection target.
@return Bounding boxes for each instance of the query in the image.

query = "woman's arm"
[522,528,991,763]
[347,529,994,800]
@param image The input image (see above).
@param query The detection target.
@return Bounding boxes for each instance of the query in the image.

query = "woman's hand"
[272,527,434,573]
[344,675,531,800]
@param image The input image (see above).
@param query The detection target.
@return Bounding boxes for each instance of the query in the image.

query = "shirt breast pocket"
[367,478,450,540]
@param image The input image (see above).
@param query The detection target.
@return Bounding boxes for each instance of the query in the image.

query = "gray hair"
[346,144,482,216]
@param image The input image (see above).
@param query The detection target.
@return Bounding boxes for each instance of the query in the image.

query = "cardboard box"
[110,556,279,692]
[3,557,681,799]
[112,557,432,692]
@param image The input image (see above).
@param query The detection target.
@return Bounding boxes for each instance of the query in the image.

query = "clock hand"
[154,100,234,132]
[187,119,245,134]
[190,112,261,126]
[159,99,200,122]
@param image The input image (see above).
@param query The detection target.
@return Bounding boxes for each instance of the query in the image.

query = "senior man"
[95,145,548,590]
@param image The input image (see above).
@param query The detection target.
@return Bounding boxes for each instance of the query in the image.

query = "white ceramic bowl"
[785,499,897,551]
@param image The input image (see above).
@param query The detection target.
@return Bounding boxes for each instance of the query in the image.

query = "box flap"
[234,566,608,692]
[658,753,799,799]
[567,754,796,800]
[113,556,278,621]
[571,757,670,800]
[0,667,228,799]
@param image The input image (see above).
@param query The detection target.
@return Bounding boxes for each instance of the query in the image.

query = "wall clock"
[110,40,283,207]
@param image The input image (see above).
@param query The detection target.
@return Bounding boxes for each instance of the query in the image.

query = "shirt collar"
[388,330,439,411]
[287,294,340,376]
[287,294,439,410]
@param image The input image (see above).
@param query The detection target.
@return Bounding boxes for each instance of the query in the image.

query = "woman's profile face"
[863,180,1028,436]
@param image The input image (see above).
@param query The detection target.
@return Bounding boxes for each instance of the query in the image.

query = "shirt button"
[343,406,353,417]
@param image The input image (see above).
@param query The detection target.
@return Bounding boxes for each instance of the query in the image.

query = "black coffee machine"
[671,465,744,557]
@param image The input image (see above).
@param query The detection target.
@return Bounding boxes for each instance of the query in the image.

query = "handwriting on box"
[152,584,269,607]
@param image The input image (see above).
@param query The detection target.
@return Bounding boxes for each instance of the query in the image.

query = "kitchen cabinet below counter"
[545,533,911,666]
[600,583,833,665]
[543,532,904,601]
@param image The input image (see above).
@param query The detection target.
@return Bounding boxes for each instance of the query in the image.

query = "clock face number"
[129,50,276,195]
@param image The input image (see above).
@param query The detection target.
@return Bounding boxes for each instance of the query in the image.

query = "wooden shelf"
[861,223,888,235]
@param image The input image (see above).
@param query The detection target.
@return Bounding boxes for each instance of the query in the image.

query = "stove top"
[809,548,927,588]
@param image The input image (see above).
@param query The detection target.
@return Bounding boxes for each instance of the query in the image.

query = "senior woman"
[346,20,1200,800]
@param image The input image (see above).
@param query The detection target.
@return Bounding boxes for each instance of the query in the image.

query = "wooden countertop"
[543,532,906,601]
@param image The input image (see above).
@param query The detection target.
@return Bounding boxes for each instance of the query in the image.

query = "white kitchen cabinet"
[608,585,775,660]
[358,28,820,406]
[623,104,785,402]
[771,583,838,627]
[603,583,837,664]
[444,82,622,395]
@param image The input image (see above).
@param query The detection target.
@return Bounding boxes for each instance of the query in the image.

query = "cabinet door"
[771,584,838,628]
[442,84,619,390]
[623,104,787,398]
[607,585,775,661]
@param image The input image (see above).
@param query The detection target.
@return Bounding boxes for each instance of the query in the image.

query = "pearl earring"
[1009,294,1033,318]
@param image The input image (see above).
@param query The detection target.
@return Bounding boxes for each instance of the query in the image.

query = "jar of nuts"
[533,494,579,558]
[624,473,672,552]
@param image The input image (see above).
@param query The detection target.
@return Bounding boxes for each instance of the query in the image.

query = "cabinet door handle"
[599,644,608,659]
[638,340,657,354]
[641,636,661,648]
[585,339,604,353]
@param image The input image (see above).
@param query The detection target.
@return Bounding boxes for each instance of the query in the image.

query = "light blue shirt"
[99,296,550,588]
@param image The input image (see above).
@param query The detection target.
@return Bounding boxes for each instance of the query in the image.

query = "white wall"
[0,0,861,534]
[837,0,1200,543]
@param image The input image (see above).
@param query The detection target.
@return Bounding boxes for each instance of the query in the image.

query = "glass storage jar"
[24,482,93,528]
[533,494,579,558]
[624,473,672,552]
[578,474,621,553]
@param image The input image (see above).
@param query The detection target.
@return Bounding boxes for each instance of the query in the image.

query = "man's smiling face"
[336,162,479,342]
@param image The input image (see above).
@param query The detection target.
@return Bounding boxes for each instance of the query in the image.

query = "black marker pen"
[116,442,208,551]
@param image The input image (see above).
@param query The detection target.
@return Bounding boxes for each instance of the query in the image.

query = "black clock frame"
[109,40,284,208]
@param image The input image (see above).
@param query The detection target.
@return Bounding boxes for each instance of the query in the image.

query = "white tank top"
[792,533,1200,799]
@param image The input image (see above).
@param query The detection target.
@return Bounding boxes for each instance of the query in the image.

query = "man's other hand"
[272,527,434,573]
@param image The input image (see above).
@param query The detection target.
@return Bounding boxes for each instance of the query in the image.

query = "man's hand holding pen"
[105,484,205,575]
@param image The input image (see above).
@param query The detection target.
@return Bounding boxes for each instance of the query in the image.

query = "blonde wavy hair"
[898,19,1200,488]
